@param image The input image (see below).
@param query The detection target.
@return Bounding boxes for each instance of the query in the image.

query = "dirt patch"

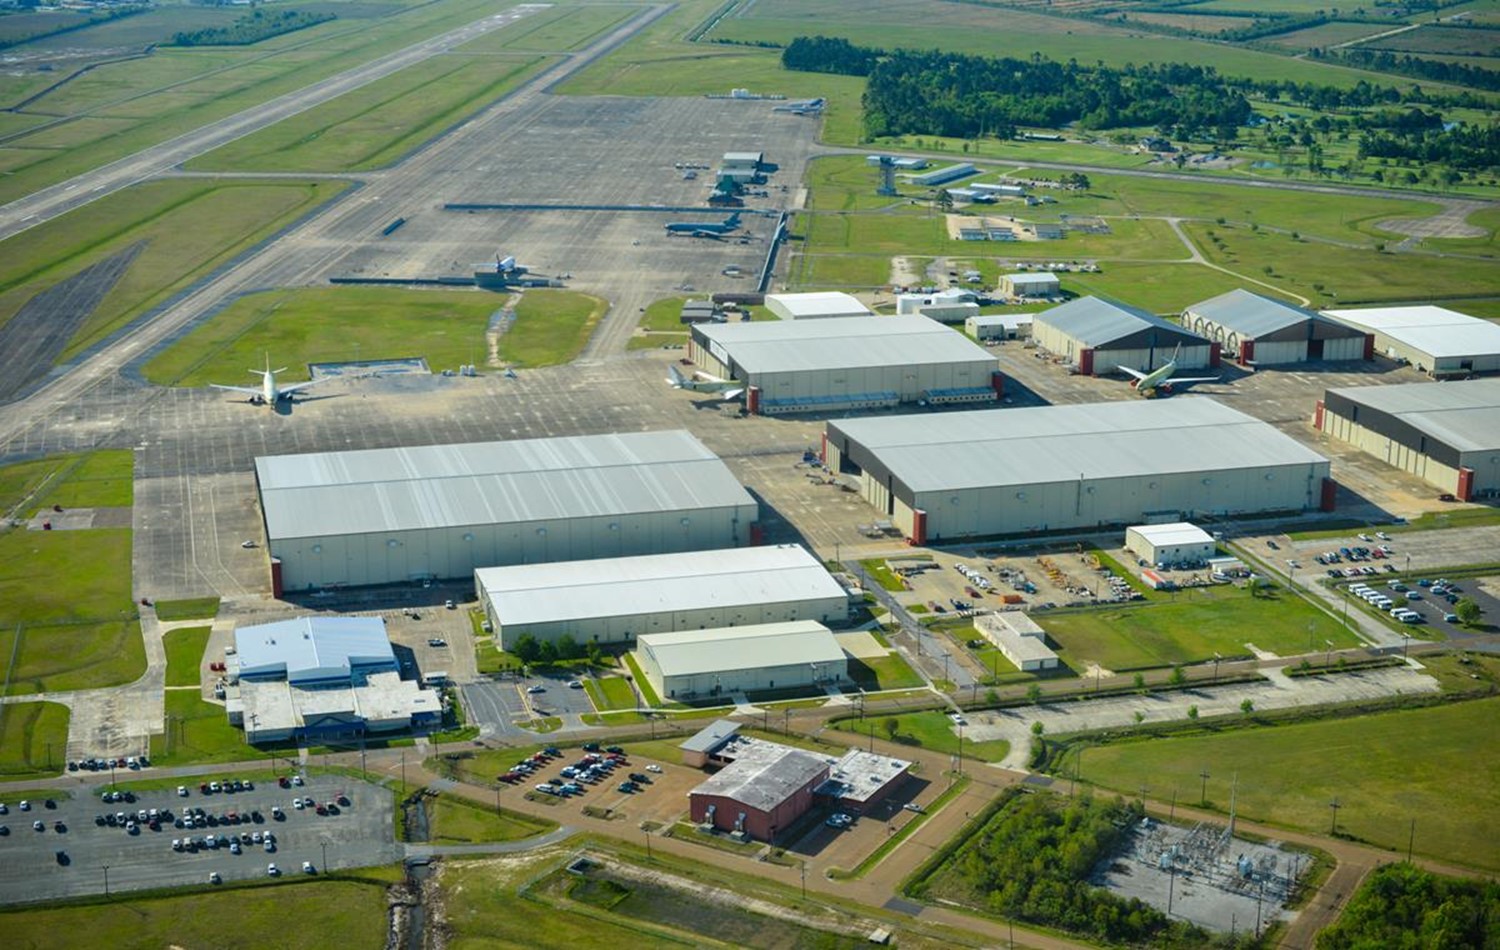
[0,241,145,403]
[889,256,922,286]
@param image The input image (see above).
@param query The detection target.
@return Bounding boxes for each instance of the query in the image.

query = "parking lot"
[0,774,399,904]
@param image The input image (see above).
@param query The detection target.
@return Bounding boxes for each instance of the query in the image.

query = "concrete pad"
[836,630,888,659]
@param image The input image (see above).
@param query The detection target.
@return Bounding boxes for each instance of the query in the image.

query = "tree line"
[169,9,334,47]
[1315,862,1500,949]
[1332,48,1500,93]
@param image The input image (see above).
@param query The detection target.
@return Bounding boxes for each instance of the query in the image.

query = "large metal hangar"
[764,291,872,320]
[1184,289,1370,366]
[255,430,759,594]
[687,315,1001,414]
[1322,305,1500,378]
[1315,378,1500,501]
[1033,296,1216,376]
[474,543,851,649]
[823,399,1333,542]
[635,619,848,701]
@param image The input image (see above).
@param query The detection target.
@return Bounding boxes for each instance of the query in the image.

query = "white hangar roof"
[1129,522,1215,547]
[828,398,1327,494]
[695,315,994,374]
[1187,289,1360,339]
[1323,306,1500,360]
[255,430,754,541]
[1324,378,1500,454]
[234,616,394,684]
[638,620,845,679]
[475,544,847,626]
[1037,296,1207,348]
[764,291,873,319]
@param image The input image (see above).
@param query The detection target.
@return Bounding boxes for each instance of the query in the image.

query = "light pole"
[1401,632,1411,660]
[1213,652,1221,684]
[800,860,807,900]
[1325,639,1333,669]
[645,829,652,860]
[321,840,328,872]
[956,723,964,776]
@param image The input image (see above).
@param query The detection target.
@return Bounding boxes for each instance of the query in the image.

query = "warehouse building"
[474,544,850,649]
[1033,296,1216,376]
[823,399,1334,542]
[1321,305,1500,377]
[1315,378,1500,500]
[1184,289,1369,366]
[764,291,872,320]
[635,619,847,701]
[909,163,976,187]
[1000,272,1060,299]
[256,431,759,593]
[1126,522,1216,567]
[225,617,442,743]
[688,315,1001,414]
[974,612,1059,672]
[895,288,979,323]
[966,312,1034,342]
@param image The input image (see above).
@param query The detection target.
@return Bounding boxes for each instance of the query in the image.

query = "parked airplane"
[666,364,744,399]
[212,356,329,406]
[1118,345,1218,397]
[664,212,741,237]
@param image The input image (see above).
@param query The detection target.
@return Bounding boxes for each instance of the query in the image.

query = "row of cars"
[1350,583,1422,624]
[68,755,148,773]
[173,829,276,856]
[1316,542,1395,567]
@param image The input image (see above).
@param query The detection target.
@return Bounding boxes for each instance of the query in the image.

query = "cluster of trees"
[939,792,1220,946]
[169,9,333,47]
[1315,862,1500,949]
[509,633,601,667]
[1359,119,1500,172]
[781,40,1251,140]
[1333,48,1500,93]
[0,5,146,51]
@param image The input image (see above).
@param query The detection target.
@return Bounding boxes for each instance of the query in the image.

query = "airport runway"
[0,5,549,245]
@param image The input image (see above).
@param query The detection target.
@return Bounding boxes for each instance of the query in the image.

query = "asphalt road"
[0,5,547,246]
[0,773,398,905]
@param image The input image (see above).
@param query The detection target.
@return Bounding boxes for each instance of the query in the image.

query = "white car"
[645,764,663,773]
[302,861,315,874]
[209,871,221,884]
[1376,532,1391,541]
[177,786,189,797]
[293,799,304,810]
[526,685,546,694]
[267,863,280,876]
[948,712,968,726]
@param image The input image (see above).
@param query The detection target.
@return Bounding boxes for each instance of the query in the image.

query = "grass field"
[1038,584,1360,671]
[0,526,134,626]
[188,52,546,172]
[143,286,504,386]
[428,793,557,845]
[500,289,608,367]
[0,873,396,950]
[150,689,265,767]
[847,652,926,691]
[0,618,145,696]
[1061,262,1293,314]
[587,676,638,711]
[163,626,211,688]
[837,709,1010,763]
[154,596,221,622]
[1076,698,1500,871]
[457,2,641,53]
[0,702,69,780]
[0,179,342,362]
[0,450,132,518]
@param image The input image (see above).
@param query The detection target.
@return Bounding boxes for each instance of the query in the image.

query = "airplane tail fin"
[666,364,687,387]
[725,212,741,227]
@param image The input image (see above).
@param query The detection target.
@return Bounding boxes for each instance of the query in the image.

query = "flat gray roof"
[1323,306,1500,359]
[681,718,741,754]
[1324,378,1500,453]
[818,749,911,803]
[828,398,1328,494]
[1037,296,1207,349]
[1187,289,1358,340]
[639,620,844,678]
[256,430,755,541]
[477,544,845,626]
[695,315,995,374]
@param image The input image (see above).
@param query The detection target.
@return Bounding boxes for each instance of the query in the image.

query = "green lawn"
[428,793,557,845]
[500,289,608,367]
[150,690,267,767]
[0,701,69,780]
[591,676,639,711]
[189,52,546,173]
[1061,262,1299,314]
[1079,698,1500,872]
[0,450,132,518]
[163,626,211,688]
[143,286,504,386]
[0,179,343,362]
[0,527,135,626]
[837,710,1010,763]
[859,558,906,592]
[1038,585,1361,671]
[154,596,221,621]
[459,3,641,53]
[0,874,395,949]
[847,652,926,691]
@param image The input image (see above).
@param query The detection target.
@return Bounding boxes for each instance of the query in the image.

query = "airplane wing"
[277,378,330,395]
[210,384,262,396]
[722,387,745,400]
[1118,367,1149,381]
[1167,376,1219,386]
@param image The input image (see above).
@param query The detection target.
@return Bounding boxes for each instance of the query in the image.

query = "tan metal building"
[1315,378,1500,500]
[823,399,1334,542]
[635,620,847,701]
[1033,296,1215,376]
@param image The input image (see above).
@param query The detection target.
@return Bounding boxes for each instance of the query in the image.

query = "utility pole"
[101,864,110,897]
[800,861,807,900]
[1407,818,1415,863]
[321,840,328,872]
[1169,787,1177,821]
[645,829,652,860]
[1199,768,1210,806]
[401,749,406,791]
[1329,797,1341,835]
